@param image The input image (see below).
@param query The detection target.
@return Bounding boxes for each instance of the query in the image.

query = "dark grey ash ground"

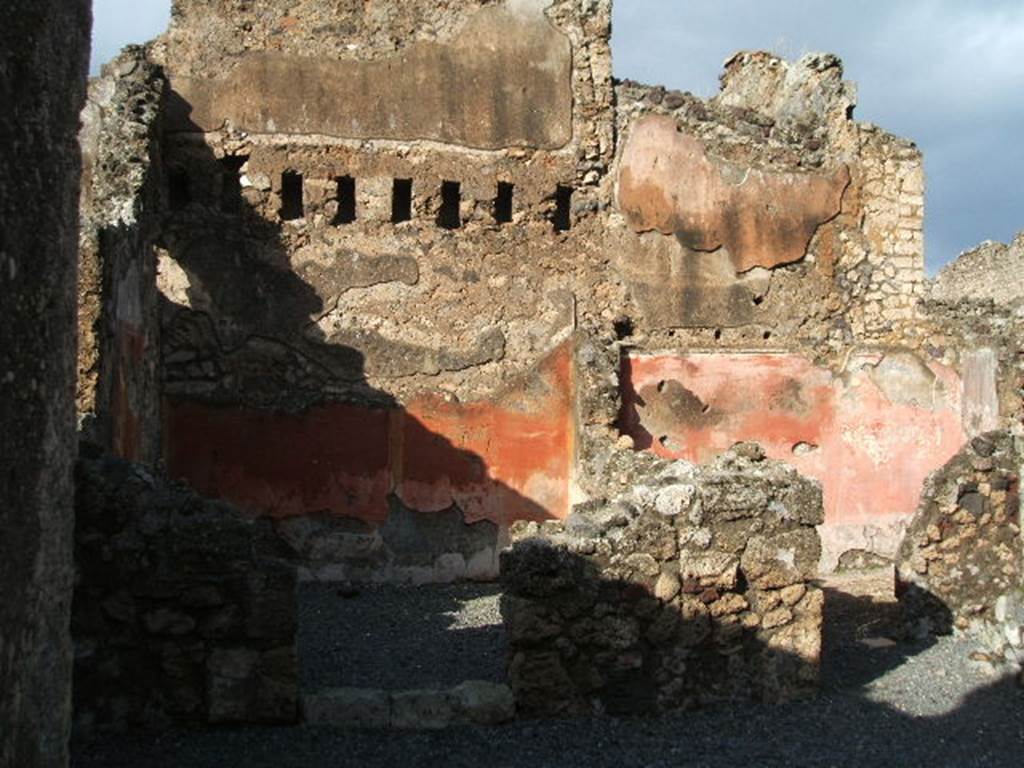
[73,573,1024,768]
[298,581,506,691]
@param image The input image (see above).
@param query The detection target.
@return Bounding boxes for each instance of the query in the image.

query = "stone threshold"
[303,680,515,729]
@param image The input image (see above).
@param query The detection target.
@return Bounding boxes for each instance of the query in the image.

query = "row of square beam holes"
[172,161,574,232]
[282,172,575,232]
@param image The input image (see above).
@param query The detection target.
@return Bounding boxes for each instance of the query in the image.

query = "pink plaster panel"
[619,352,967,528]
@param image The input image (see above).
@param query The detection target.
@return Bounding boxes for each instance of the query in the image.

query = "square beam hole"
[437,181,461,230]
[280,171,304,221]
[334,175,357,225]
[494,181,514,225]
[220,155,247,214]
[552,185,573,232]
[392,178,413,224]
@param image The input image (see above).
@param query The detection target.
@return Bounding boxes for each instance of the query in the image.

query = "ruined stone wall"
[919,234,1024,441]
[581,53,955,570]
[896,432,1023,672]
[502,445,824,715]
[609,52,925,356]
[932,232,1024,306]
[78,1,1012,580]
[73,455,299,734]
[920,298,1024,436]
[0,2,91,766]
[78,49,166,463]
[141,0,617,580]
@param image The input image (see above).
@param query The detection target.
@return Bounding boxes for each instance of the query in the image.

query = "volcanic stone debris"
[501,444,824,716]
[896,431,1024,675]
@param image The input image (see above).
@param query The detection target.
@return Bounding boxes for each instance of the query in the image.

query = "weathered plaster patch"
[167,5,573,150]
[617,115,849,273]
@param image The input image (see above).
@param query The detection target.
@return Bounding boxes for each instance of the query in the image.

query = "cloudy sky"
[91,0,1023,271]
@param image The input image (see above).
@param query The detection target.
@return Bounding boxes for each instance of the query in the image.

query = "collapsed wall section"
[502,445,824,715]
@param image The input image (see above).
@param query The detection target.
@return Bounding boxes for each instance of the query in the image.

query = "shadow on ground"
[73,569,1022,768]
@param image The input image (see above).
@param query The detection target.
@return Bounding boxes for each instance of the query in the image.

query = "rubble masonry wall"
[502,444,824,715]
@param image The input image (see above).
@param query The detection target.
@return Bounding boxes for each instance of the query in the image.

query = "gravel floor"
[73,571,1024,768]
[298,581,506,691]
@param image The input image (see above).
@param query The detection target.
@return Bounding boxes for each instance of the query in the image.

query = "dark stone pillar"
[0,2,91,765]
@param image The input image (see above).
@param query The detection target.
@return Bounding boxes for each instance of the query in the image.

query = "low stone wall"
[501,444,823,716]
[73,454,299,734]
[896,432,1023,671]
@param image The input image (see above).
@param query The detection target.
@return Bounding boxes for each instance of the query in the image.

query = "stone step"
[303,680,515,730]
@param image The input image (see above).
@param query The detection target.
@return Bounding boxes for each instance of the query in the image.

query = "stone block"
[450,681,516,725]
[304,688,390,729]
[389,690,456,730]
[741,530,820,589]
[680,551,740,590]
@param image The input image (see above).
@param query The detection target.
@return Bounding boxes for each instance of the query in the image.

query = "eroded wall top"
[610,50,926,355]
[931,232,1024,306]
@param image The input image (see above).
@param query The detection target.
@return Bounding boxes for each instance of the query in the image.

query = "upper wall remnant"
[159,0,597,152]
[931,232,1024,305]
[167,4,573,149]
[618,115,850,272]
[717,51,856,129]
[612,48,924,338]
[78,48,166,464]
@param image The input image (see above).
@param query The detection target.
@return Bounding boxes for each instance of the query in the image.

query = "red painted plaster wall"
[164,343,573,526]
[619,353,967,529]
[111,322,146,462]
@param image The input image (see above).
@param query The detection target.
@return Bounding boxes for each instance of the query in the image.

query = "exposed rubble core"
[896,432,1023,673]
[502,445,824,715]
[0,2,91,766]
[73,454,299,733]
